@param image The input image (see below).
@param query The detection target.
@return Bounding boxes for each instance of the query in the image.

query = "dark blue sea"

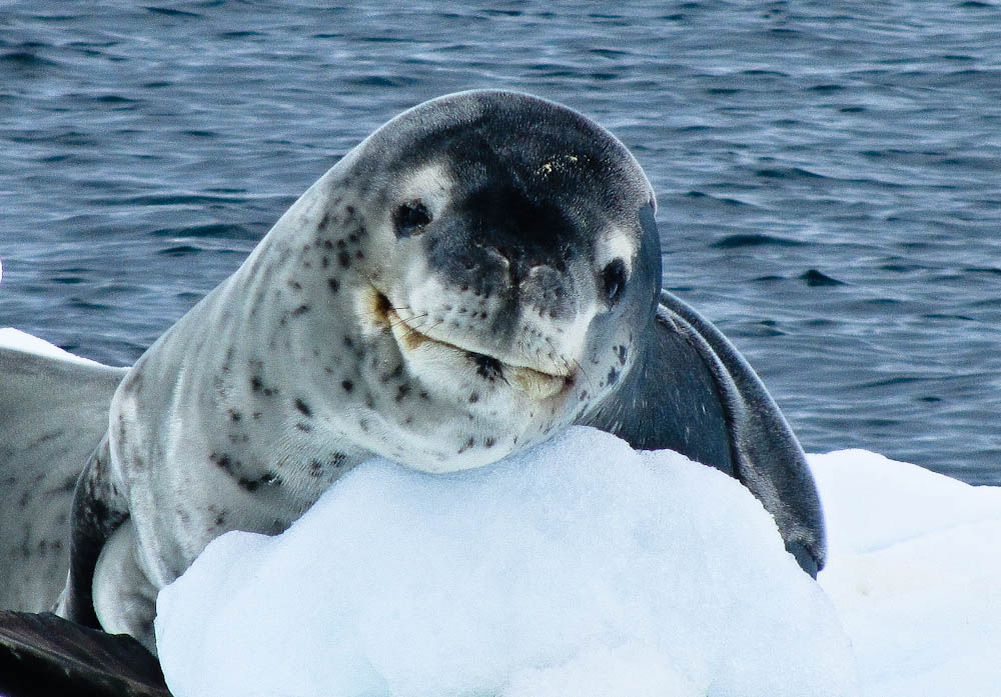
[2,1,999,483]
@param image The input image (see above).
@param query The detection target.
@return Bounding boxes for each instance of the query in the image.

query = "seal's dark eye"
[393,200,432,237]
[601,258,627,305]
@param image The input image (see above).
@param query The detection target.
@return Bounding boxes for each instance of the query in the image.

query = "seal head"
[326,90,661,470]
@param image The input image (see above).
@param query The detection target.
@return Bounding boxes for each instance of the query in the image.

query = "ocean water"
[1,1,999,483]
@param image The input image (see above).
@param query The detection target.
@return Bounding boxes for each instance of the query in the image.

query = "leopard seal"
[0,90,825,653]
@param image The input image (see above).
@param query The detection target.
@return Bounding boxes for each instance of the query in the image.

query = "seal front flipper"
[0,332,127,614]
[580,290,826,576]
[55,433,130,632]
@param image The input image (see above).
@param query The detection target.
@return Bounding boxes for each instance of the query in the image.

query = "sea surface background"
[1,1,999,483]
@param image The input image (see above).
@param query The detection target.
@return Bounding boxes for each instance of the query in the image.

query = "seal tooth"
[508,365,566,401]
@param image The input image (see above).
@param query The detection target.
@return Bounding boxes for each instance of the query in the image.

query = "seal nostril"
[601,258,627,305]
[393,200,432,238]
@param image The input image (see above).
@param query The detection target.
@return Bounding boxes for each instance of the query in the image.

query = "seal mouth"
[370,289,573,401]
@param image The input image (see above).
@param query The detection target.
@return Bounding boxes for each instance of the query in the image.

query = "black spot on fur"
[237,471,283,493]
[294,398,312,417]
[341,379,354,392]
[228,409,242,423]
[381,363,403,382]
[324,239,333,250]
[328,277,340,293]
[395,384,411,402]
[251,376,264,393]
[318,213,330,230]
[616,345,628,365]
[469,392,479,403]
[309,452,347,477]
[289,280,302,291]
[606,366,620,386]
[209,452,236,475]
[338,251,351,268]
[485,437,496,448]
[296,422,313,433]
[291,304,310,316]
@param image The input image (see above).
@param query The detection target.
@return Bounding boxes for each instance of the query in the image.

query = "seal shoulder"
[579,291,826,575]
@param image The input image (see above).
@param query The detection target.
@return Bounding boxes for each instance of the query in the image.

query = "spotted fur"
[0,91,825,654]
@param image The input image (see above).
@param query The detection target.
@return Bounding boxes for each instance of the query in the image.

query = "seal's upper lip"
[373,290,573,400]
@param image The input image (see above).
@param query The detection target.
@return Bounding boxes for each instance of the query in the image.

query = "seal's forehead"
[357,90,655,209]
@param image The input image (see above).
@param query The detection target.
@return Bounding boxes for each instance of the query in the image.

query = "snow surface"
[147,423,1001,696]
[0,327,105,367]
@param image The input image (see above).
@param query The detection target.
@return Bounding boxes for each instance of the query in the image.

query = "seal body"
[0,91,825,652]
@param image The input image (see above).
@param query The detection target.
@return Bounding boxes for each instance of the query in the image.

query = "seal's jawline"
[370,289,573,398]
[387,306,569,378]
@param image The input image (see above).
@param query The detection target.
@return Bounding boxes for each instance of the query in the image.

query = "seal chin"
[367,287,573,402]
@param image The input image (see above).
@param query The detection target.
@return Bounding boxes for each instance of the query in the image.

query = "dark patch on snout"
[422,178,579,322]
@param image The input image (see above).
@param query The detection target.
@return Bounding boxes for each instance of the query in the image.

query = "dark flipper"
[581,290,826,575]
[58,434,130,630]
[0,611,169,697]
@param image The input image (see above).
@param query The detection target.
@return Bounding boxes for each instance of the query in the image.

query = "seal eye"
[601,258,627,305]
[394,200,432,237]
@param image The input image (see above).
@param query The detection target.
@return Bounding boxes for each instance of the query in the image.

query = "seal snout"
[369,285,574,402]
